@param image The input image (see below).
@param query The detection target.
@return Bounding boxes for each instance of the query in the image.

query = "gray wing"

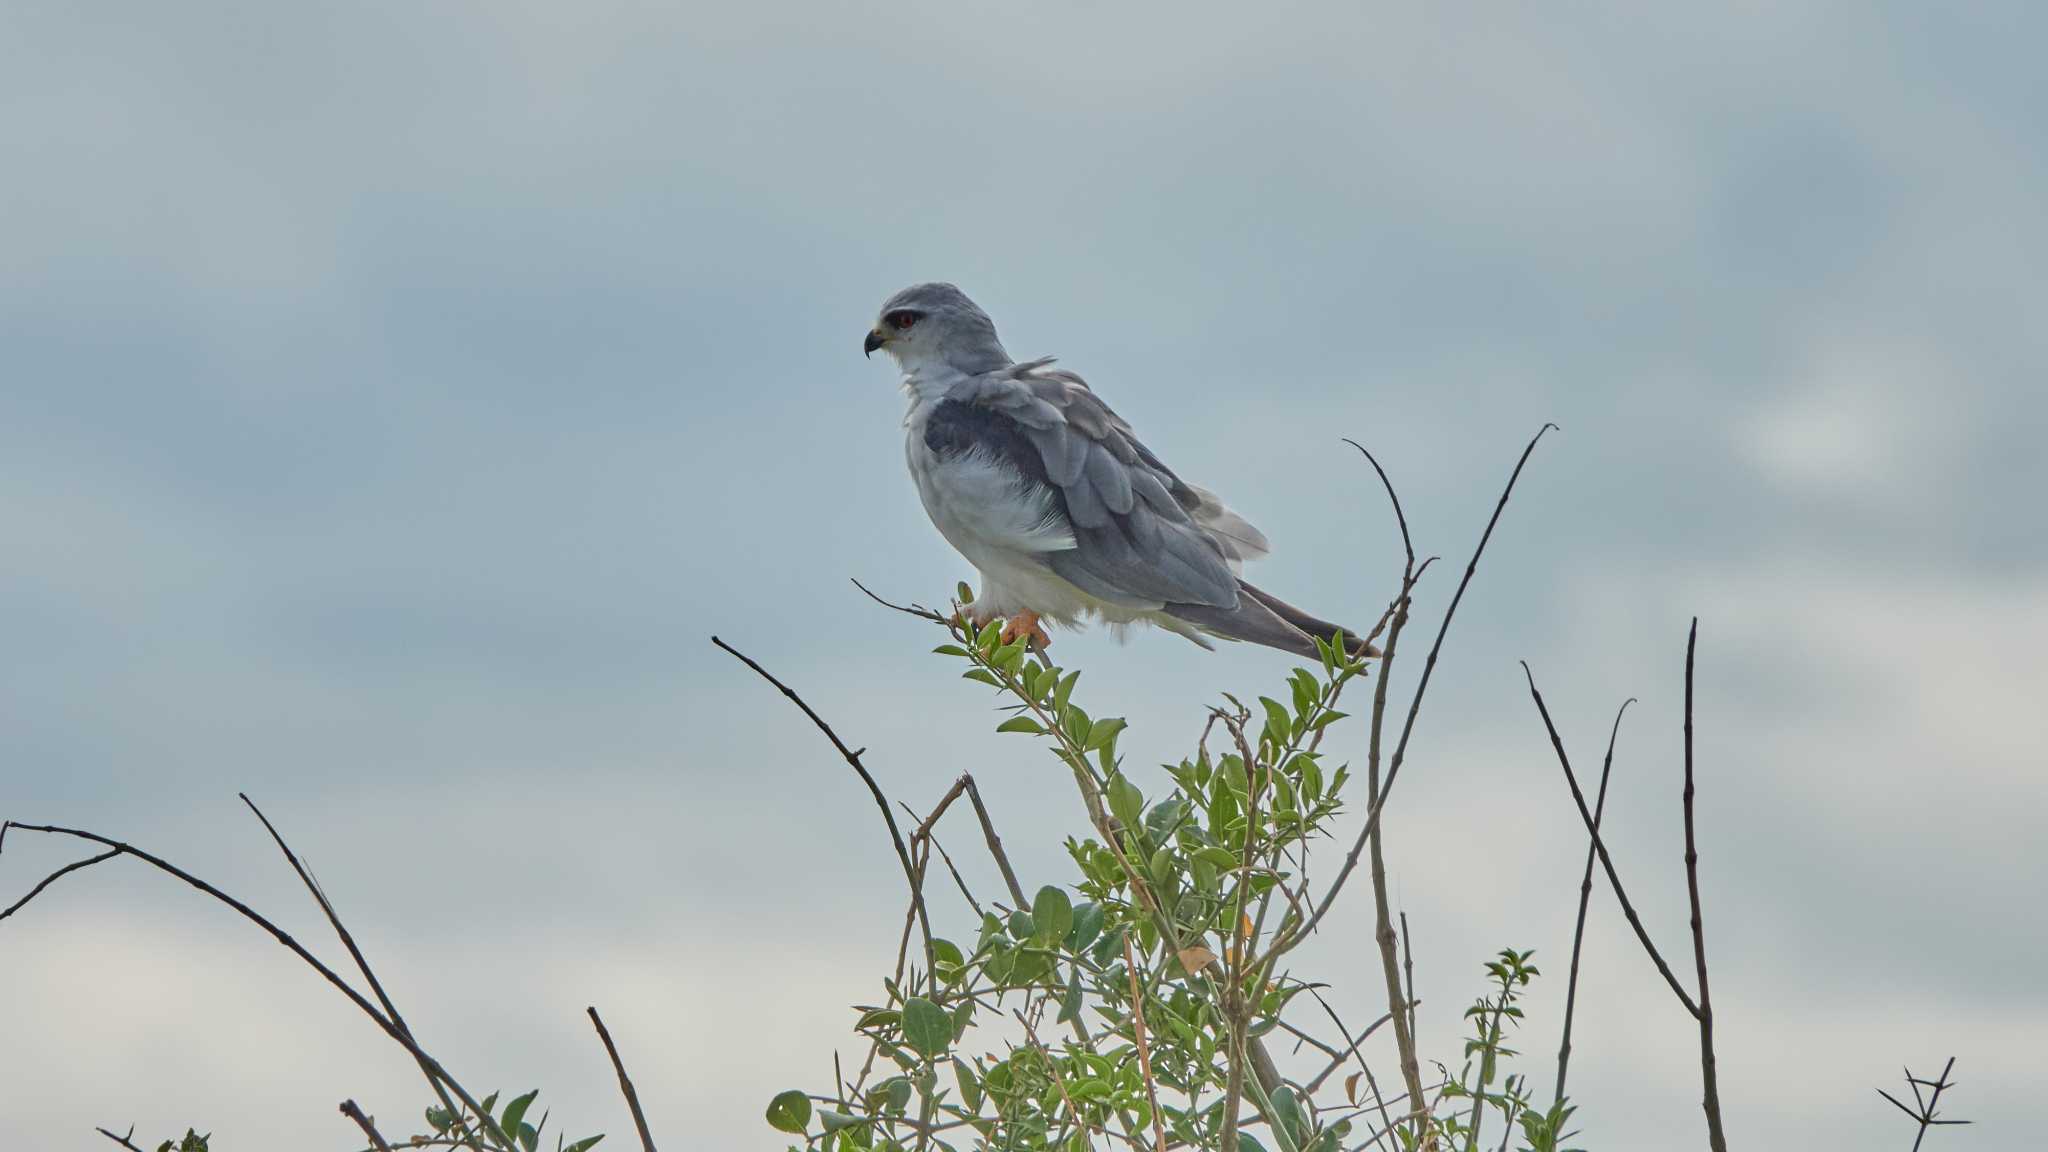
[950,359,1270,610]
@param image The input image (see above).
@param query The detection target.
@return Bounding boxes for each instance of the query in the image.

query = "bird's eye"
[887,310,919,331]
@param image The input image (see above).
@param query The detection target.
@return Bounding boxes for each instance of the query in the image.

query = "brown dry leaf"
[1345,1070,1362,1105]
[1176,944,1217,974]
[1239,912,1255,941]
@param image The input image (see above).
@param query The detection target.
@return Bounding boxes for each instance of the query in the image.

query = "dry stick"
[1553,698,1634,1106]
[240,794,464,1128]
[0,849,119,921]
[589,1006,660,1152]
[1399,911,1418,1062]
[340,1100,393,1152]
[964,774,1029,907]
[1343,437,1432,1144]
[0,820,514,1149]
[1304,988,1399,1152]
[94,1126,146,1152]
[1518,666,1699,1016]
[711,636,935,984]
[1123,932,1170,1152]
[1291,423,1556,949]
[1877,1057,1970,1151]
[1681,620,1730,1152]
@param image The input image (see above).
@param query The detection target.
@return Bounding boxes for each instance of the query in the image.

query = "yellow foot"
[1000,610,1052,651]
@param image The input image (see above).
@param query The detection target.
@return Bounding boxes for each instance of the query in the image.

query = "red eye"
[888,310,919,331]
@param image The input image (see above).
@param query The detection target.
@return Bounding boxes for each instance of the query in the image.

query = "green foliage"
[415,1086,603,1152]
[766,620,1597,1151]
[155,1131,209,1152]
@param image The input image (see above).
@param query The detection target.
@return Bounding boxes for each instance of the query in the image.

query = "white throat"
[894,349,971,409]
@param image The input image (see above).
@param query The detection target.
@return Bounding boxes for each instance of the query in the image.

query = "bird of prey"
[865,282,1375,661]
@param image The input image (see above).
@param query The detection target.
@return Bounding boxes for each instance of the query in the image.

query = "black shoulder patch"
[923,400,1053,488]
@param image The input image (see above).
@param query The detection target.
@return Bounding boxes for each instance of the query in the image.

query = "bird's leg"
[1000,610,1051,652]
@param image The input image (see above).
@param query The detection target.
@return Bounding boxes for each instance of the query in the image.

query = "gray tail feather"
[1164,581,1380,660]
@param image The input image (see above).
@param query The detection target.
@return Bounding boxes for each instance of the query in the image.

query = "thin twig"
[1554,698,1633,1105]
[1123,932,1169,1152]
[240,794,462,1126]
[589,1006,659,1152]
[94,1126,145,1152]
[1291,423,1555,947]
[1682,620,1729,1152]
[0,849,120,921]
[1878,1057,1970,1151]
[712,636,936,985]
[1518,666,1700,1018]
[340,1100,393,1152]
[964,774,1028,907]
[0,820,511,1148]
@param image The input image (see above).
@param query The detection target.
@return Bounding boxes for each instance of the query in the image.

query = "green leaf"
[765,1089,812,1133]
[930,938,964,969]
[962,668,1002,687]
[932,644,970,657]
[500,1090,539,1139]
[1107,775,1145,829]
[1056,963,1084,1023]
[1259,696,1293,745]
[902,997,952,1058]
[1054,669,1081,713]
[952,1057,983,1113]
[424,1107,455,1133]
[1268,1084,1306,1144]
[1083,716,1126,753]
[1031,886,1073,943]
[563,1137,606,1152]
[1067,901,1104,952]
[1006,909,1037,940]
[820,1110,865,1134]
[996,716,1044,735]
[1143,795,1187,843]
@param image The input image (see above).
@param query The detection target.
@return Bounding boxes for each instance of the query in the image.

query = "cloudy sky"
[3,2,2042,1148]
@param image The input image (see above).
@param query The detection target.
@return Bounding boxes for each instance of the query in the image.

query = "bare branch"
[94,1126,145,1152]
[712,635,935,985]
[339,1100,393,1152]
[589,1006,659,1152]
[1,849,120,922]
[1555,697,1634,1104]
[1,819,511,1149]
[241,793,461,1123]
[1293,422,1556,946]
[1683,620,1730,1152]
[1518,666,1700,1017]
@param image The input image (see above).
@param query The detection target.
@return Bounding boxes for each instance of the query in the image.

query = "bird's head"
[864,282,1011,375]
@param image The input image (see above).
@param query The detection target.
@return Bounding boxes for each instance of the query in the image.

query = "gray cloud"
[3,1,2043,1148]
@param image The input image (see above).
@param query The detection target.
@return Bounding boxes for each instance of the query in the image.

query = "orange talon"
[999,610,1051,651]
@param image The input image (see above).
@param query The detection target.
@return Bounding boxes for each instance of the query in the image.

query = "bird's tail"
[1163,581,1381,661]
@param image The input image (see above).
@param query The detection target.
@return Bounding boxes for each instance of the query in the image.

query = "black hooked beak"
[863,328,886,358]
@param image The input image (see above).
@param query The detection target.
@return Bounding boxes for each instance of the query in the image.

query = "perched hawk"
[867,282,1375,660]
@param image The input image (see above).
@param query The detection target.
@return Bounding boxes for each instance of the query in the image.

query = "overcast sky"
[3,3,2043,1149]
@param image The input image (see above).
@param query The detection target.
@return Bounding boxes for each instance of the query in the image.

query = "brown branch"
[240,793,462,1125]
[1554,697,1634,1105]
[1683,620,1729,1152]
[964,774,1029,907]
[94,1126,145,1152]
[1,820,513,1149]
[1878,1057,1970,1151]
[589,1006,659,1152]
[339,1100,393,1152]
[711,635,935,984]
[1,849,120,921]
[1292,422,1555,947]
[1123,932,1169,1152]
[1518,665,1700,1017]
